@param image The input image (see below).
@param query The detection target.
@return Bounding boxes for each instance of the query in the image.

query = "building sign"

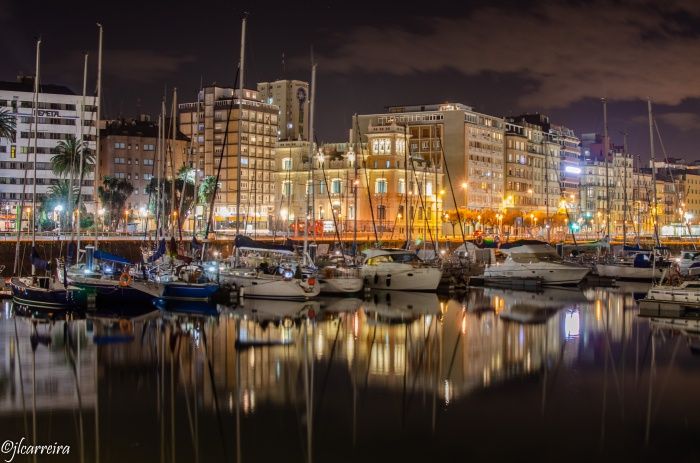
[34,110,60,117]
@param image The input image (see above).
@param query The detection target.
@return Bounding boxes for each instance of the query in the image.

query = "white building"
[0,76,97,213]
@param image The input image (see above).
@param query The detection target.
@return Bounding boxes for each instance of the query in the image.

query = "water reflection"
[0,286,699,461]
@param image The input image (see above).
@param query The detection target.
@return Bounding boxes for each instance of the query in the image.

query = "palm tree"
[51,136,93,177]
[41,180,80,226]
[97,176,134,230]
[0,108,15,141]
[145,175,195,229]
[198,176,217,205]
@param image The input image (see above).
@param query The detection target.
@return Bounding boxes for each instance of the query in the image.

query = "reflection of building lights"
[564,310,580,338]
[444,380,452,406]
[461,315,467,335]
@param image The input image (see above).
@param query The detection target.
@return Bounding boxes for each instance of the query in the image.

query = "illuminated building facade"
[357,103,504,211]
[179,86,279,232]
[0,76,97,213]
[257,80,309,141]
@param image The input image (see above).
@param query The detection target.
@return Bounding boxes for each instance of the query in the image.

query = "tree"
[38,180,80,229]
[145,174,195,231]
[0,108,15,141]
[51,136,93,178]
[198,175,217,205]
[97,176,134,230]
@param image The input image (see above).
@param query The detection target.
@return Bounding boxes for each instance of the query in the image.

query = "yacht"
[483,243,590,286]
[677,250,700,276]
[360,249,442,291]
[639,280,700,312]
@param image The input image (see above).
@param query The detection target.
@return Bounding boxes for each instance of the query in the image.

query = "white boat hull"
[484,264,589,286]
[361,266,442,291]
[319,277,364,294]
[220,274,320,300]
[595,264,665,281]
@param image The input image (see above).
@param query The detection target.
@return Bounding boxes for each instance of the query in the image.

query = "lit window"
[331,178,342,194]
[282,157,292,171]
[282,180,292,196]
[398,178,406,194]
[375,178,388,194]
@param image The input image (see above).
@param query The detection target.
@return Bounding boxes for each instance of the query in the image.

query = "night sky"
[2,0,700,160]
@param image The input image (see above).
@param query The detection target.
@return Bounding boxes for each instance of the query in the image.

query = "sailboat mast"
[404,125,410,247]
[304,63,316,265]
[622,131,629,246]
[236,16,246,237]
[170,88,177,237]
[30,39,41,274]
[648,99,660,246]
[76,53,88,251]
[353,118,359,256]
[602,97,611,239]
[94,24,103,248]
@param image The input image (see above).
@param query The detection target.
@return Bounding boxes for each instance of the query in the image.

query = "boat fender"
[119,272,133,287]
[308,278,316,286]
[119,319,133,333]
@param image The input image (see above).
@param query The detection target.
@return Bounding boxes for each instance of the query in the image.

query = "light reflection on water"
[0,285,699,462]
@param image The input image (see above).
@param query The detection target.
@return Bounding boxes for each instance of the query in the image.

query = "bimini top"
[501,244,563,263]
[234,235,294,254]
[362,248,415,259]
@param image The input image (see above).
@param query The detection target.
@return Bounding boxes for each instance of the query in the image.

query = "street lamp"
[54,204,64,234]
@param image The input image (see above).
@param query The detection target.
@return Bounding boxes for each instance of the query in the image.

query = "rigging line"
[436,126,468,250]
[654,118,694,246]
[354,116,379,244]
[203,65,241,249]
[545,132,578,246]
[314,135,345,259]
[406,144,436,246]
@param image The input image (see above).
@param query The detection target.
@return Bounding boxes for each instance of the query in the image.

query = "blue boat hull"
[160,282,226,303]
[153,298,221,316]
[72,281,155,306]
[10,278,83,311]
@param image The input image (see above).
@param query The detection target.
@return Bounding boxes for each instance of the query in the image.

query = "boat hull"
[595,264,665,281]
[221,274,320,300]
[10,277,83,310]
[361,266,442,291]
[160,282,226,303]
[70,280,156,306]
[483,265,589,286]
[319,277,364,294]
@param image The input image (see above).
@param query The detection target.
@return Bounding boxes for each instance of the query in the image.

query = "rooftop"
[0,76,76,96]
[101,118,190,141]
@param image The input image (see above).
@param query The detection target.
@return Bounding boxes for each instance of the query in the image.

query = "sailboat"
[10,39,85,311]
[595,99,669,281]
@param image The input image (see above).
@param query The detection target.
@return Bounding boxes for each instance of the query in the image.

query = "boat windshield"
[366,253,419,265]
[682,252,700,260]
[509,252,562,263]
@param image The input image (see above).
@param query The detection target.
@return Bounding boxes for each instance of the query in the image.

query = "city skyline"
[2,0,700,159]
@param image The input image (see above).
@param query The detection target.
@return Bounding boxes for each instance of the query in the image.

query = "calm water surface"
[1,284,699,462]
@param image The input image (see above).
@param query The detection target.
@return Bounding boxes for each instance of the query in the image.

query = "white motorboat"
[640,280,700,310]
[484,244,590,286]
[360,249,442,291]
[677,250,700,276]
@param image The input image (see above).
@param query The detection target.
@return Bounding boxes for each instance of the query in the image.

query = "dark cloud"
[316,0,700,109]
[657,112,700,132]
[103,50,196,83]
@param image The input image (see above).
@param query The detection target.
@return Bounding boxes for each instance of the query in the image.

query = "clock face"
[297,88,307,103]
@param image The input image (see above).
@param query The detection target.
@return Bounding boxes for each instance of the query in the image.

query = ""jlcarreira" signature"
[1,438,70,462]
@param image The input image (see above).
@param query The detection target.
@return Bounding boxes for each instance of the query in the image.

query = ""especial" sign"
[33,110,60,117]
